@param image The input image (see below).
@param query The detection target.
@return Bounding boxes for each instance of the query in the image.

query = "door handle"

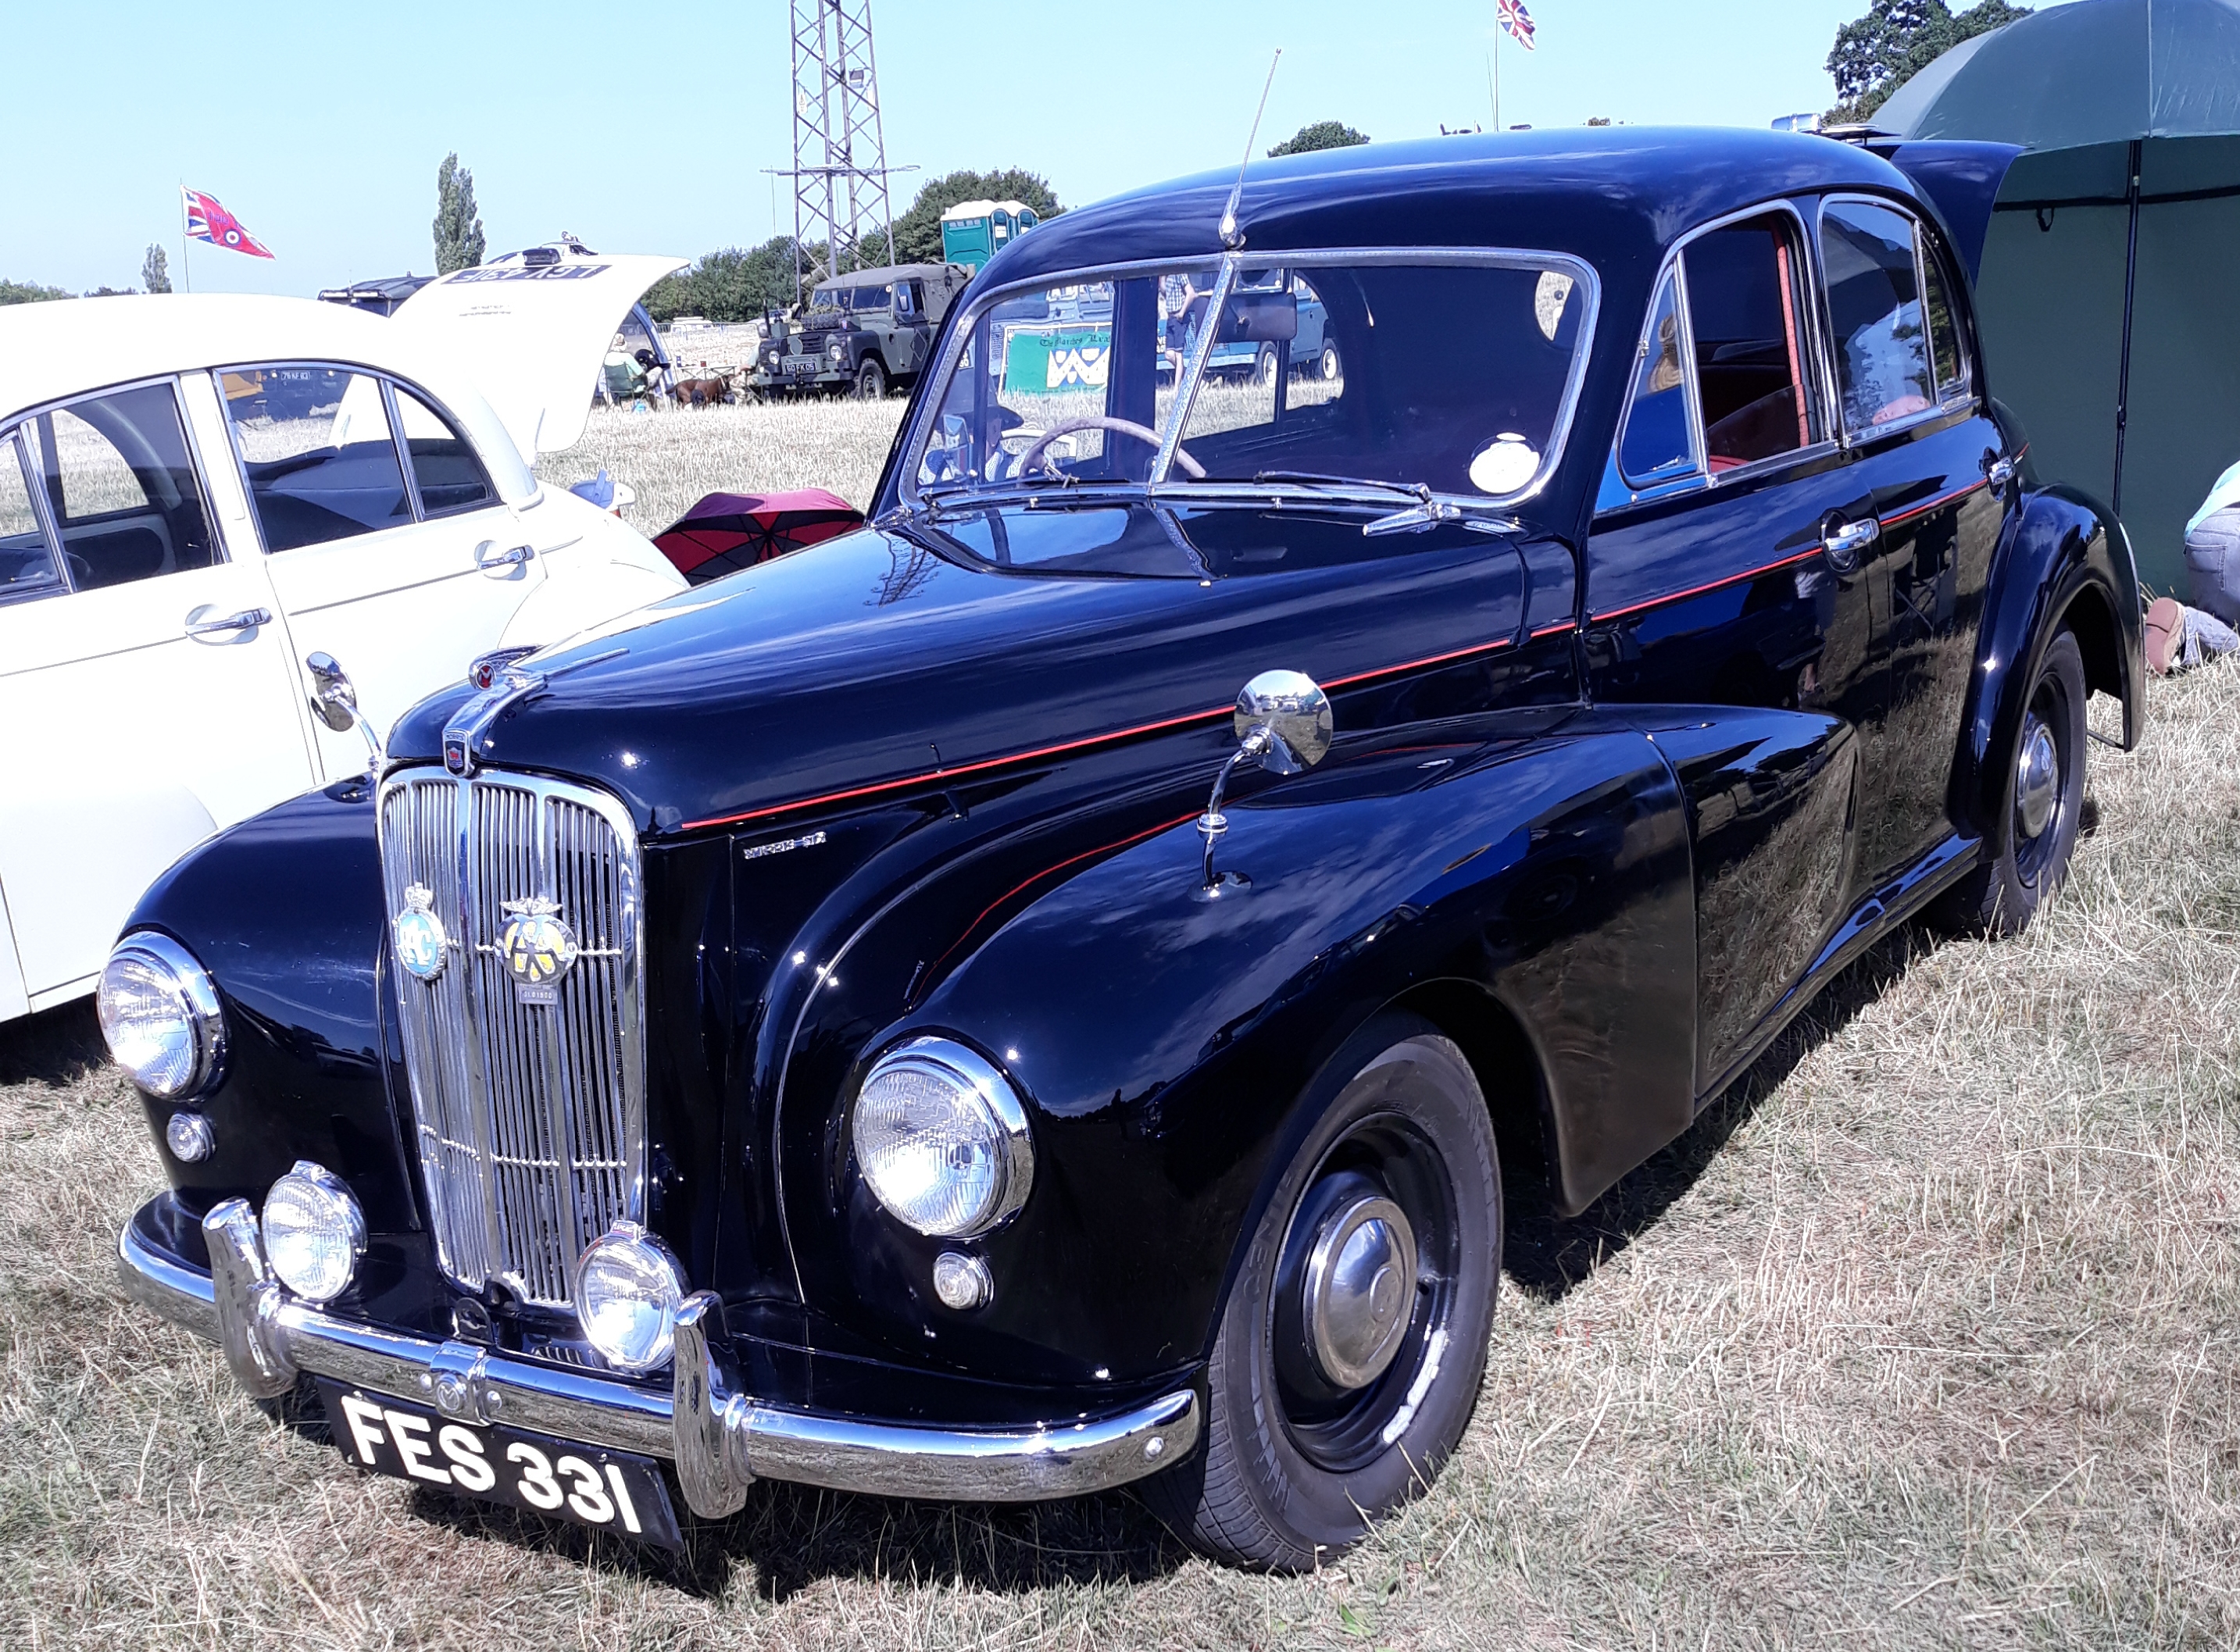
[1820,516,1880,575]
[184,605,272,640]
[475,541,534,571]
[1988,455,2018,493]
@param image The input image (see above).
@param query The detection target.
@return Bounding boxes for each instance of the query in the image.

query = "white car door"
[217,365,553,781]
[0,380,314,1008]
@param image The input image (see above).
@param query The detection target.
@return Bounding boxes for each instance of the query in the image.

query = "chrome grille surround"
[377,765,645,1311]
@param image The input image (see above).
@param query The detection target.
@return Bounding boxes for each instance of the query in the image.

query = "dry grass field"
[4,537,2238,1644]
[538,399,907,533]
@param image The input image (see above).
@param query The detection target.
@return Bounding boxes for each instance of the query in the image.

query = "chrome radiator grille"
[377,767,645,1310]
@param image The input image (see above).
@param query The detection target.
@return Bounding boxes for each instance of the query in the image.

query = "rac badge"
[498,896,580,1005]
[393,884,449,983]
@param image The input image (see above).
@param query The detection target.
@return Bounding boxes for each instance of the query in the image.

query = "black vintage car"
[108,129,2139,1571]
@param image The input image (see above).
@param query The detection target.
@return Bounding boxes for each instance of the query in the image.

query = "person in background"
[2183,458,2240,627]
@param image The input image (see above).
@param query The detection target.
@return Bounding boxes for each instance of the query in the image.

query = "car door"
[1814,197,2009,881]
[0,379,314,1006]
[1584,206,1877,1094]
[220,365,550,780]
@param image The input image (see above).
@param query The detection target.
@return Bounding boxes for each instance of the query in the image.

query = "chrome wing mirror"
[1199,669,1333,895]
[304,652,383,773]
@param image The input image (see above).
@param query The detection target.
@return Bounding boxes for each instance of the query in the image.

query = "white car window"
[223,366,411,552]
[0,433,62,605]
[20,384,222,590]
[393,385,495,517]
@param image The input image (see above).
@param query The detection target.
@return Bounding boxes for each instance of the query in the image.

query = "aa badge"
[498,895,580,1005]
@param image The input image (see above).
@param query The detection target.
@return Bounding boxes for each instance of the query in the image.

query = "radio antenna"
[1219,48,1282,250]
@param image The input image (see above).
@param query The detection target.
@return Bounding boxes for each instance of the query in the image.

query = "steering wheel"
[1015,416,1206,481]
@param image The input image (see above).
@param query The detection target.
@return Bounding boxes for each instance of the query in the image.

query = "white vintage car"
[0,253,690,1023]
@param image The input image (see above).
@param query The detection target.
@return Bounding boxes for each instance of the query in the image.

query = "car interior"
[1683,216,1817,471]
[13,384,220,594]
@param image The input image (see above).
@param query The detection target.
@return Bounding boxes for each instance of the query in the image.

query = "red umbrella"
[652,489,865,585]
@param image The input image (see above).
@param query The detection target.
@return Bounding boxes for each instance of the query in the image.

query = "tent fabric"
[652,488,864,586]
[1878,0,2240,591]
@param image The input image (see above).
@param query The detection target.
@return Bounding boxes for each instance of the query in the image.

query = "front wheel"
[1145,1014,1501,1572]
[853,358,886,400]
[1933,627,2088,937]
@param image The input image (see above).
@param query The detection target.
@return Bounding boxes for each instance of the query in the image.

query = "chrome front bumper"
[119,1201,1197,1516]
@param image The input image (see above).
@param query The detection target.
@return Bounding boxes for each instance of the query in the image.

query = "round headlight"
[98,933,225,1100]
[263,1161,366,1304]
[829,340,845,360]
[577,1223,687,1372]
[852,1037,1034,1238]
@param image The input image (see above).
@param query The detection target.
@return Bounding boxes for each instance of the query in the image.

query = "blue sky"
[5,1,2061,295]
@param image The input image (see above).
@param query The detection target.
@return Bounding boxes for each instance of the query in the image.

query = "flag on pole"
[180,188,274,259]
[1497,0,1536,51]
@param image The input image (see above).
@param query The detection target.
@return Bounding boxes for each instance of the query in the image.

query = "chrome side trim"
[120,1210,1200,1503]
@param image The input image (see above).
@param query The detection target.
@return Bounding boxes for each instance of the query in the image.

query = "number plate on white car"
[316,1381,682,1548]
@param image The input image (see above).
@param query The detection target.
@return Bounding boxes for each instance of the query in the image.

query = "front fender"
[1955,483,2142,840]
[785,709,1695,1384]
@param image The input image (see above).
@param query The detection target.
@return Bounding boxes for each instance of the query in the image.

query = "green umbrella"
[1881,0,2240,591]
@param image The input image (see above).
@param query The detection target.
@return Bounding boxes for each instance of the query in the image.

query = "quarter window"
[0,432,61,604]
[223,366,411,553]
[1618,271,1698,487]
[1681,214,1820,471]
[393,386,495,516]
[1920,232,1967,402]
[19,384,220,590]
[1821,201,1935,436]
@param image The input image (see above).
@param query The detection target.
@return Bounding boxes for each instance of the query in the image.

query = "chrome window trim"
[1599,198,1833,516]
[1815,193,1956,448]
[896,245,1603,519]
[377,763,648,1311]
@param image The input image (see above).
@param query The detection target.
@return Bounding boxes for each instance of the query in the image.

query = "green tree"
[1268,121,1371,157]
[889,169,1063,266]
[432,153,487,274]
[141,244,170,294]
[1826,0,2030,124]
[642,238,808,324]
[0,279,70,305]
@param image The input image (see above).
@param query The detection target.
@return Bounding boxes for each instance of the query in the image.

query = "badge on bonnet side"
[393,884,449,983]
[498,896,581,1005]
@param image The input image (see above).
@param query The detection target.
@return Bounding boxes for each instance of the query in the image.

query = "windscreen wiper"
[1248,472,1522,537]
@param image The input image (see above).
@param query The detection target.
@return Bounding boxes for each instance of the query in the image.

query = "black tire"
[1254,344,1280,387]
[1933,627,2088,937]
[1319,342,1341,381]
[854,358,886,400]
[1144,1012,1500,1572]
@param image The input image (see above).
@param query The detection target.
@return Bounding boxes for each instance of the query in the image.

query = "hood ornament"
[1198,669,1334,896]
[393,883,450,983]
[498,896,581,1004]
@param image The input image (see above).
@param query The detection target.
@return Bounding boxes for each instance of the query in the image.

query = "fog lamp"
[262,1161,366,1304]
[98,933,225,1101]
[577,1222,688,1372]
[853,1037,1034,1239]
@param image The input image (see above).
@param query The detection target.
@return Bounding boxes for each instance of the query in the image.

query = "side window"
[393,385,495,516]
[223,366,411,553]
[1617,270,1699,487]
[1681,214,1821,473]
[0,432,62,605]
[1920,230,1967,403]
[19,384,220,591]
[1820,201,1935,435]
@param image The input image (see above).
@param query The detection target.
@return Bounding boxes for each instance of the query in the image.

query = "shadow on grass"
[403,1475,1188,1600]
[0,999,106,1089]
[1502,923,1933,1302]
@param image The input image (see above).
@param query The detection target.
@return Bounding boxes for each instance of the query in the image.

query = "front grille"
[377,768,645,1310]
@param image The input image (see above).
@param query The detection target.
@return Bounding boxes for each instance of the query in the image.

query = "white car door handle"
[475,541,534,570]
[184,605,273,640]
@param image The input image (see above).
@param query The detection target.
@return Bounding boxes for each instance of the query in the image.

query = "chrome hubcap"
[2015,717,2060,841]
[1302,1195,1417,1391]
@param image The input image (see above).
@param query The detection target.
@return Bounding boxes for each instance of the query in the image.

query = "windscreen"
[911,254,1592,505]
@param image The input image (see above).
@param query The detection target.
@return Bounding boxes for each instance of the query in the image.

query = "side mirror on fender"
[304,652,384,774]
[1197,669,1334,895]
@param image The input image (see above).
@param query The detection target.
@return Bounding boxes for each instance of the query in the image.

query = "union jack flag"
[1497,0,1536,50]
[181,187,274,259]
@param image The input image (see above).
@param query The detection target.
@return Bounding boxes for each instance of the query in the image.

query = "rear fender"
[1955,483,2142,839]
[786,708,1699,1379]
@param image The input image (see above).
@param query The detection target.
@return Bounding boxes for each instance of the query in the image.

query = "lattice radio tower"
[779,0,906,301]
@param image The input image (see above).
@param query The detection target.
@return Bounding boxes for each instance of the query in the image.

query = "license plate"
[315,1380,681,1548]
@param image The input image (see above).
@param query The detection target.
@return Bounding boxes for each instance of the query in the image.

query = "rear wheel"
[854,358,887,400]
[1255,344,1280,386]
[1318,342,1341,381]
[1145,1014,1500,1572]
[1934,627,2088,937]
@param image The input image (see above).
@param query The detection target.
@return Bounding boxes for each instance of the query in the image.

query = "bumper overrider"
[119,1200,1198,1515]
